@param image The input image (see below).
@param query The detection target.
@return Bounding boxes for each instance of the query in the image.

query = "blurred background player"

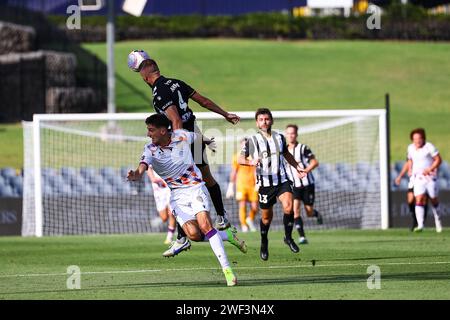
[127,114,246,286]
[226,138,259,232]
[147,167,176,244]
[239,108,305,261]
[407,128,442,233]
[284,124,323,245]
[395,159,428,231]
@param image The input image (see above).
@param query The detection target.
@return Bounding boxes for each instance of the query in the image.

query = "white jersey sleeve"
[140,143,154,168]
[407,144,413,160]
[426,142,439,157]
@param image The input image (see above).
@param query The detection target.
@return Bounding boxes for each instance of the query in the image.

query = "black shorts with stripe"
[292,184,315,206]
[258,181,292,209]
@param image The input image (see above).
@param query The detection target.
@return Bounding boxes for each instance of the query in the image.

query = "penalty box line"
[1,261,450,278]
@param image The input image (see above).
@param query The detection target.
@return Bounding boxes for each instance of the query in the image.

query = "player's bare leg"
[246,201,258,232]
[260,207,273,261]
[407,190,418,231]
[199,165,231,230]
[196,212,238,286]
[165,210,176,244]
[239,200,249,232]
[278,191,299,254]
[305,205,323,225]
[429,197,442,233]
[414,194,427,232]
[293,199,307,244]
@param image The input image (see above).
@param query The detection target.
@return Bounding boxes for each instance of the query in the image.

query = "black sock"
[409,202,417,228]
[313,209,319,217]
[283,214,294,240]
[176,223,187,241]
[207,183,225,217]
[294,217,305,237]
[424,204,428,220]
[260,219,270,243]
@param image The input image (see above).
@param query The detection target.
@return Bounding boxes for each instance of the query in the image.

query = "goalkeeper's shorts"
[170,183,211,227]
[236,185,258,203]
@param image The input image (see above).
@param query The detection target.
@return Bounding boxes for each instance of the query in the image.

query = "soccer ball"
[127,49,150,72]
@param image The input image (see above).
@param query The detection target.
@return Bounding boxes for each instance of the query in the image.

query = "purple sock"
[205,228,217,240]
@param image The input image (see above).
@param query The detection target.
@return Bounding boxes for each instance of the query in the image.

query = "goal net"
[22,110,388,236]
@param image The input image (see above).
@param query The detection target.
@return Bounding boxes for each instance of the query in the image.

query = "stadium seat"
[0,185,14,197]
[441,166,450,179]
[61,167,78,179]
[1,167,16,179]
[80,167,97,179]
[70,176,86,189]
[42,168,57,177]
[99,167,117,179]
[399,179,409,190]
[336,162,351,174]
[49,175,65,187]
[356,161,371,173]
[120,166,130,179]
[395,161,406,172]
[43,185,53,195]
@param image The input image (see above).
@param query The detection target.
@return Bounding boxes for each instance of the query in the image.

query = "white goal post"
[23,109,389,237]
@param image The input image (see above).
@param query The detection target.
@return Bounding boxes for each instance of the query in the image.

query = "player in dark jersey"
[129,50,240,255]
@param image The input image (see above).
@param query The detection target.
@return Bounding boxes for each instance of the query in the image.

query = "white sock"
[166,227,175,241]
[415,205,425,229]
[431,204,442,226]
[205,229,230,269]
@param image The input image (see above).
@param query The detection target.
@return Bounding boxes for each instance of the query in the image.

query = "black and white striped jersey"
[241,130,290,187]
[285,143,315,188]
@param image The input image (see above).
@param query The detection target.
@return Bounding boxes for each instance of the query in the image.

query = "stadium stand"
[1,161,450,198]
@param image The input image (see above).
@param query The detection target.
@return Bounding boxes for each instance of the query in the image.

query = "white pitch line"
[1,261,450,279]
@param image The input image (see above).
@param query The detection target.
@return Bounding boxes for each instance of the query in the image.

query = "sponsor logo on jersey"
[170,82,181,92]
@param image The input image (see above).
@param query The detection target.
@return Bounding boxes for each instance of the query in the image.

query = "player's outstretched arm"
[283,150,306,177]
[191,92,240,125]
[164,105,183,130]
[395,161,410,185]
[127,163,148,181]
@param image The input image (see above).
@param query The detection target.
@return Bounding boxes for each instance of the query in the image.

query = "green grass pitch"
[1,229,449,300]
[1,40,449,168]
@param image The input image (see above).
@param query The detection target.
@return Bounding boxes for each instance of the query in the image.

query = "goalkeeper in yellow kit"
[226,139,259,232]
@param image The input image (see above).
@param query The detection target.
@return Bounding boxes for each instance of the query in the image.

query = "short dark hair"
[286,124,298,133]
[145,113,171,129]
[255,108,273,121]
[140,59,159,73]
[410,128,426,141]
